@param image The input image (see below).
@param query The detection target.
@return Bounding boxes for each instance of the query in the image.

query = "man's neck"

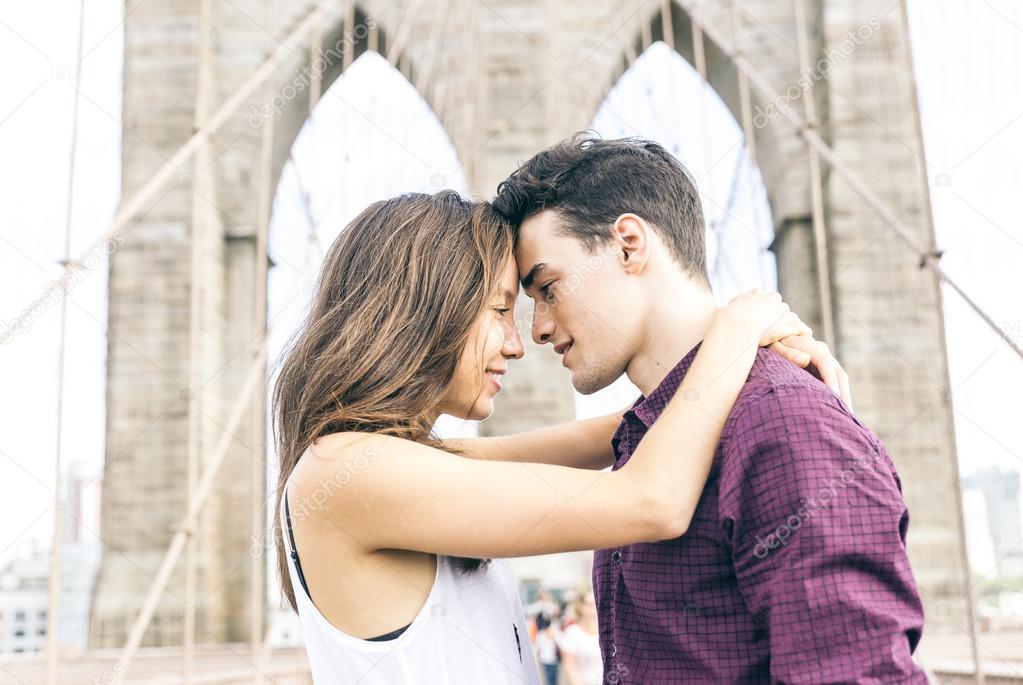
[625,283,717,396]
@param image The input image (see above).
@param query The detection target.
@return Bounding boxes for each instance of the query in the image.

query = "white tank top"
[280,484,540,685]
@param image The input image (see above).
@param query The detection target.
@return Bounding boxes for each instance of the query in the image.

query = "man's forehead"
[517,260,549,289]
[514,213,563,279]
[518,209,560,239]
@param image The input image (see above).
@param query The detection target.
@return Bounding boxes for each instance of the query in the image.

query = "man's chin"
[570,368,616,395]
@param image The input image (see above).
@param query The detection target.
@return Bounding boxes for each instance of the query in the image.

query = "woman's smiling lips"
[485,369,505,391]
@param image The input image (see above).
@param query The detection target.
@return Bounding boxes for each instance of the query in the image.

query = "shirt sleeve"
[719,383,926,684]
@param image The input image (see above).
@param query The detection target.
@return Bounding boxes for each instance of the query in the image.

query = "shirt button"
[611,641,617,657]
[611,549,622,562]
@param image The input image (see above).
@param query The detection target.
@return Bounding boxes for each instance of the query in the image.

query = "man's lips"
[554,341,574,367]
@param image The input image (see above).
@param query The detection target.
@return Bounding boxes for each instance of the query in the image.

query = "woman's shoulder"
[302,431,420,474]
[309,430,389,455]
[309,430,455,459]
[290,432,390,498]
[293,431,455,505]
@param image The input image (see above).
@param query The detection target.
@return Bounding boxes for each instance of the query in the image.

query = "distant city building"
[963,489,998,576]
[0,544,49,654]
[0,462,101,656]
[963,468,1023,579]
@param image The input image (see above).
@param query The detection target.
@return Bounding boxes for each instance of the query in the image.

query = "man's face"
[515,210,641,394]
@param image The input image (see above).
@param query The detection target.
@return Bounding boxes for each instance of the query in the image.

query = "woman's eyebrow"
[491,289,517,306]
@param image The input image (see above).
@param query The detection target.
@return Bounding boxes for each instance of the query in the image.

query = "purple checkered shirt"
[593,343,927,684]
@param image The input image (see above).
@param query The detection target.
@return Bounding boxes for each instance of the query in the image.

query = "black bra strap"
[365,622,412,641]
[284,491,312,602]
[284,488,412,642]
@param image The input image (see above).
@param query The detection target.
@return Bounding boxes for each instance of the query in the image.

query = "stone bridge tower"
[91,0,968,646]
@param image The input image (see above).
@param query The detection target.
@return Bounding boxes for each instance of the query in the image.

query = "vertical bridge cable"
[414,0,449,96]
[46,1,86,684]
[183,0,218,680]
[386,0,424,67]
[791,0,836,345]
[248,1,281,682]
[729,0,757,170]
[309,12,324,106]
[659,0,675,49]
[342,0,357,71]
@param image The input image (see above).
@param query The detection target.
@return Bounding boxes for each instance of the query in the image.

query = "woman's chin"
[468,400,496,422]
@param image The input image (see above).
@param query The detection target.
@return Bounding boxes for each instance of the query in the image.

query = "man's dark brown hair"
[492,132,710,286]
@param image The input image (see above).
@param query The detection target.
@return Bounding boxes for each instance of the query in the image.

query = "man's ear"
[611,213,651,274]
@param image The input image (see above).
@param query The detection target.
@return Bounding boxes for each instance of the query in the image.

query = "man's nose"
[531,303,555,345]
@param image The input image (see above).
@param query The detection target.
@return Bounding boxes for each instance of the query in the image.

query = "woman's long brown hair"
[271,190,513,612]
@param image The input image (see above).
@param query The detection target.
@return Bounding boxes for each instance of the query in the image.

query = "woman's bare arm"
[295,291,808,559]
[445,410,627,471]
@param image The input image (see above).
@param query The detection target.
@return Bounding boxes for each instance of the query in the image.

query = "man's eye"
[540,282,556,303]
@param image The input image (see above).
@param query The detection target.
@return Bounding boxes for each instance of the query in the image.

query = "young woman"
[272,190,841,684]
[558,590,602,685]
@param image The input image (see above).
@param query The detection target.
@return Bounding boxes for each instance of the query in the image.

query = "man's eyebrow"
[521,262,547,290]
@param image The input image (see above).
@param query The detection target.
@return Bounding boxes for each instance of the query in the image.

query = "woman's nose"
[503,320,525,359]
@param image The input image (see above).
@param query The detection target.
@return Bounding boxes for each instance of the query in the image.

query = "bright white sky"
[1,0,1021,566]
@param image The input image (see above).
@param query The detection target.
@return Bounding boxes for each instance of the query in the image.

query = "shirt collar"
[630,340,704,428]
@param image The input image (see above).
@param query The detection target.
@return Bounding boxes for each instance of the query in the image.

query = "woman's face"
[438,259,525,421]
[578,590,597,621]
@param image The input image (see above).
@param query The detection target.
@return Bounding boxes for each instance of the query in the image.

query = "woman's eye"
[494,307,510,316]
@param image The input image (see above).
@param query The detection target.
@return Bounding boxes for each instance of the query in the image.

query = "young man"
[492,134,928,683]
